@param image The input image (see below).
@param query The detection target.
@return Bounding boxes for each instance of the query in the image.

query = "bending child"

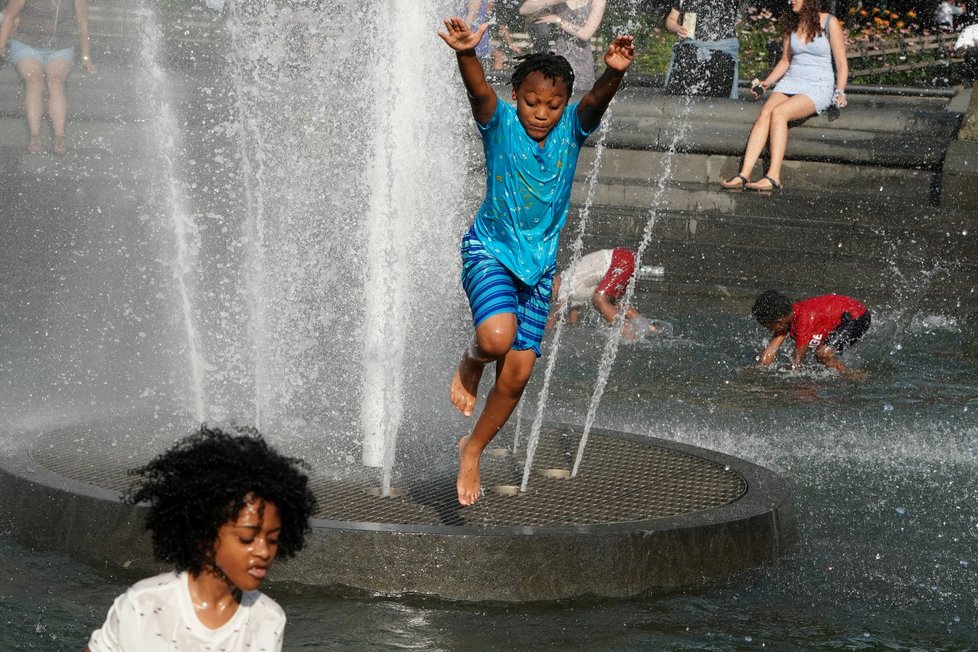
[86,425,317,652]
[752,289,871,379]
[548,248,658,338]
[437,16,634,505]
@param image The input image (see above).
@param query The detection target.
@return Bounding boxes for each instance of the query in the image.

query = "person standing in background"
[0,0,97,155]
[935,0,967,30]
[519,0,606,100]
[664,0,741,99]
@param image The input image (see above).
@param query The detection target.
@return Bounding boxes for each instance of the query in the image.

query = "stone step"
[613,87,961,138]
[578,203,974,265]
[599,118,953,170]
[574,147,938,199]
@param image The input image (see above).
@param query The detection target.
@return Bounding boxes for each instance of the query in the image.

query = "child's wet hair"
[511,52,574,98]
[126,424,317,576]
[752,289,793,325]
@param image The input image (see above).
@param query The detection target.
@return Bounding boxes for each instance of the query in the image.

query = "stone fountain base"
[0,412,797,601]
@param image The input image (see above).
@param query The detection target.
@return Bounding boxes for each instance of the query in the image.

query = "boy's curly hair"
[511,52,575,98]
[752,290,793,325]
[125,425,317,575]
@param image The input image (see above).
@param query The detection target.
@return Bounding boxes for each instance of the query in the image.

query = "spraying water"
[215,0,467,483]
[138,1,206,421]
[519,119,613,492]
[570,97,696,477]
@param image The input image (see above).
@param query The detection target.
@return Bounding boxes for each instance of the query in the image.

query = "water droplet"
[895,506,906,516]
[883,404,894,413]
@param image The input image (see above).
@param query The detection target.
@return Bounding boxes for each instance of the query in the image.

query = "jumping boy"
[752,289,871,379]
[437,17,634,505]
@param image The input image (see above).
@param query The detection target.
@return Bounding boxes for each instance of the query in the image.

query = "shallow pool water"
[5,298,975,650]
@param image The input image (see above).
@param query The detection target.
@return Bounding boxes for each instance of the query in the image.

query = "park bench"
[847,32,963,78]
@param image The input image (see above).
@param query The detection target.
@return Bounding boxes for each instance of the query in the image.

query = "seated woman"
[720,0,847,192]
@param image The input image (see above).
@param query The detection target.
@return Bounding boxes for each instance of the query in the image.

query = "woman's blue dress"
[774,15,835,114]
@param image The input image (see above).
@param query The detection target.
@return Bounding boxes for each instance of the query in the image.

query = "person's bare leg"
[16,58,45,153]
[722,93,790,186]
[45,58,72,155]
[815,344,868,379]
[450,312,517,416]
[762,94,816,184]
[457,347,536,505]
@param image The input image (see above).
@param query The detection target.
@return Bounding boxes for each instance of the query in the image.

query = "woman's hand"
[833,88,847,108]
[534,13,560,25]
[604,34,634,73]
[437,17,488,53]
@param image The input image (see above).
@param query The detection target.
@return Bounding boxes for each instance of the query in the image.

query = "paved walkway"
[1,3,975,314]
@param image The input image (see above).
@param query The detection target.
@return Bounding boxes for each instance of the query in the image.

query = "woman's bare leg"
[763,94,817,183]
[45,58,72,154]
[16,58,45,152]
[735,93,791,180]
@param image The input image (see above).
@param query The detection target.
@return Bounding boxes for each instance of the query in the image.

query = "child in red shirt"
[752,289,871,378]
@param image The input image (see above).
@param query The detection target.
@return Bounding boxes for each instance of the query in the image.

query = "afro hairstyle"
[126,424,317,576]
[752,289,794,326]
[511,51,575,99]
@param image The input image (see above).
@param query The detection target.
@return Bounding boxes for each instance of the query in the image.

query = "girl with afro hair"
[86,425,317,652]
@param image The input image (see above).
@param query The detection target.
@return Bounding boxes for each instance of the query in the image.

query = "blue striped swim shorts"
[461,226,554,358]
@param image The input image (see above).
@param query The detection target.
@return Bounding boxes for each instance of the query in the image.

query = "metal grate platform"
[29,415,746,529]
[5,412,795,600]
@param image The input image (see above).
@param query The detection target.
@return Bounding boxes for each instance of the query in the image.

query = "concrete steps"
[573,85,965,200]
[566,189,977,313]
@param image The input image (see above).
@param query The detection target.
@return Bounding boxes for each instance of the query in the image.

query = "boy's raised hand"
[438,17,489,53]
[604,35,635,73]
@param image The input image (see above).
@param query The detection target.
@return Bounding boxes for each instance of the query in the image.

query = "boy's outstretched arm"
[438,17,497,126]
[578,35,635,133]
[757,333,787,367]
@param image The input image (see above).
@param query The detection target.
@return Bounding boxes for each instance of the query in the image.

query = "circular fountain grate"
[30,416,746,529]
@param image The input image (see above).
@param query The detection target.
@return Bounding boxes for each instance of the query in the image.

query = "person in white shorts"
[549,247,660,337]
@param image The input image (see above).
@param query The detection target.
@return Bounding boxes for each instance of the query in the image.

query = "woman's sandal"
[748,175,783,192]
[720,174,749,190]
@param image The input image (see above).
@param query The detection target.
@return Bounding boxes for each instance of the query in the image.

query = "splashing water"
[571,96,697,477]
[138,1,206,421]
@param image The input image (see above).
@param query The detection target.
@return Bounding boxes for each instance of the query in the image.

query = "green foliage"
[608,3,964,84]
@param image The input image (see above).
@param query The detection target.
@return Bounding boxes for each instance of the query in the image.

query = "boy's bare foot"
[456,435,482,505]
[450,351,483,417]
[52,135,66,156]
[27,135,41,154]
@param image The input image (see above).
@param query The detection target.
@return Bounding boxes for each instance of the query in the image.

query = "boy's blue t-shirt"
[473,100,596,286]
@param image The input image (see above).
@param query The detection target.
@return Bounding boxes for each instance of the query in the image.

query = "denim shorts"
[8,39,75,67]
